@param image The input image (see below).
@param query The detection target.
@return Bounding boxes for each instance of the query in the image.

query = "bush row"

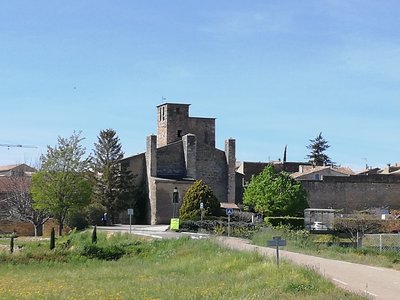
[180,220,262,239]
[264,217,305,229]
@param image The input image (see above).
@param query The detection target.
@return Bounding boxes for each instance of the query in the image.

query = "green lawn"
[0,232,364,299]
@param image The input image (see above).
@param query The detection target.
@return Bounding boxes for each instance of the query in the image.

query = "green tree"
[306,132,333,166]
[243,165,308,217]
[180,180,220,220]
[31,132,92,236]
[92,129,135,224]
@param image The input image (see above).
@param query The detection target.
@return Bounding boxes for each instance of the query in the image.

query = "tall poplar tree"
[31,131,92,236]
[306,132,334,166]
[93,129,135,223]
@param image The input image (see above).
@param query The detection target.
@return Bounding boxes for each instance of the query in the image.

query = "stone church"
[121,103,236,225]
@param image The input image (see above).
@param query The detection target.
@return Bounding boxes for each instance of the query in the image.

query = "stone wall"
[157,141,186,178]
[187,117,215,148]
[196,147,228,202]
[0,220,34,236]
[0,219,70,237]
[301,175,400,212]
[153,179,194,224]
[122,153,146,186]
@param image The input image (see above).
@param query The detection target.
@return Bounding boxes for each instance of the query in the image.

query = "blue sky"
[1,1,399,170]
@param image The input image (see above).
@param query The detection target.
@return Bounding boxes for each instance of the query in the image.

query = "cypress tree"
[50,227,55,250]
[93,129,135,224]
[10,236,14,254]
[92,225,97,244]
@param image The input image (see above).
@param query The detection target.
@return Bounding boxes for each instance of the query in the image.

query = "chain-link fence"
[363,234,400,252]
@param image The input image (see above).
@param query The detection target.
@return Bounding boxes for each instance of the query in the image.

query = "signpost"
[170,187,180,231]
[172,187,179,218]
[127,208,134,234]
[267,236,286,267]
[226,208,233,237]
[200,202,204,222]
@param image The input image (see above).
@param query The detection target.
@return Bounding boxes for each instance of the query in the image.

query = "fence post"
[379,234,382,254]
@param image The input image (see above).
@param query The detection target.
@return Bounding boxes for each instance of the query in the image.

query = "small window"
[162,107,165,121]
[177,130,182,137]
[314,174,320,180]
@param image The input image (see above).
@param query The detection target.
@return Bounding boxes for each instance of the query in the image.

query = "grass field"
[0,232,364,299]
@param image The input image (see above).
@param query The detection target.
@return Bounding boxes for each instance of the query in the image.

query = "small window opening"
[162,107,165,121]
[177,130,182,137]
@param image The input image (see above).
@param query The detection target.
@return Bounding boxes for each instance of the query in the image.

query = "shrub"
[264,217,305,229]
[80,243,126,260]
[179,180,220,220]
[180,219,262,238]
[66,209,89,230]
[86,202,107,226]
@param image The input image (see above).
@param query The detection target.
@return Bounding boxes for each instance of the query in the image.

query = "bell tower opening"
[156,103,190,147]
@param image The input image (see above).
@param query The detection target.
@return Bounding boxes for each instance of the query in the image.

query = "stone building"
[122,103,236,225]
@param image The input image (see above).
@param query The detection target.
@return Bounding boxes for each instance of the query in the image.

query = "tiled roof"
[0,164,36,175]
[220,202,239,209]
[0,164,20,172]
[291,166,353,179]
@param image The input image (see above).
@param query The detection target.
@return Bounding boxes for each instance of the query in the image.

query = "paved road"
[216,237,400,300]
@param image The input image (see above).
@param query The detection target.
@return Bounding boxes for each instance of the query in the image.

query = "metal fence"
[363,234,400,252]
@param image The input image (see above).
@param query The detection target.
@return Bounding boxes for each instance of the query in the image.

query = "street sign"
[127,208,134,234]
[226,208,234,237]
[267,236,286,267]
[226,208,233,215]
[267,237,287,247]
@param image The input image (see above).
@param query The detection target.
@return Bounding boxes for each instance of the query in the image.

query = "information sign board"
[170,218,180,231]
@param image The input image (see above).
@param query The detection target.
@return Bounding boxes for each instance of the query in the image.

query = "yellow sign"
[170,218,180,231]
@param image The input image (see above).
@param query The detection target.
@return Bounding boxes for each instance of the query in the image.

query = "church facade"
[122,103,236,224]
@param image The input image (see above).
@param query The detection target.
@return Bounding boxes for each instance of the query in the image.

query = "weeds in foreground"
[0,231,364,299]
